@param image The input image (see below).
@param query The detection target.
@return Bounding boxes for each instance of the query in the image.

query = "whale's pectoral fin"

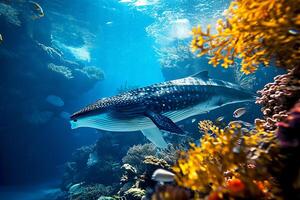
[141,127,168,149]
[145,111,185,135]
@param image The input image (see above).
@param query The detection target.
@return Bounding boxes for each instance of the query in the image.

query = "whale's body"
[70,71,254,148]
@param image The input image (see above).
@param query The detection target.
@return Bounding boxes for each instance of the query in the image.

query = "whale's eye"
[73,119,77,122]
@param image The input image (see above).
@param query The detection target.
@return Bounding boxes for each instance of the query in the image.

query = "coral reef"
[276,101,300,148]
[118,143,182,199]
[120,164,137,184]
[122,143,158,171]
[152,185,191,200]
[173,121,281,199]
[48,63,74,79]
[62,136,123,191]
[124,188,146,200]
[68,183,115,200]
[143,156,171,174]
[256,70,300,131]
[198,120,214,134]
[75,66,105,81]
[275,102,300,199]
[121,143,180,173]
[190,0,300,74]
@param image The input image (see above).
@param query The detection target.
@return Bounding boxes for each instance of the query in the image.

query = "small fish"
[0,34,2,43]
[152,169,175,183]
[288,29,300,35]
[106,21,113,25]
[60,111,70,120]
[29,1,44,20]
[216,116,224,122]
[46,95,64,107]
[233,107,246,118]
[241,121,253,127]
[191,118,196,123]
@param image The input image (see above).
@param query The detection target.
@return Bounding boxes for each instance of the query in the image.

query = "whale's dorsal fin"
[191,71,209,79]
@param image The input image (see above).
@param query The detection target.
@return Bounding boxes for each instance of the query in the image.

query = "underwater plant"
[190,0,300,74]
[173,121,280,199]
[256,69,300,131]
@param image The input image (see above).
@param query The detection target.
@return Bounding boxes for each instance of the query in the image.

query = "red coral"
[226,179,245,193]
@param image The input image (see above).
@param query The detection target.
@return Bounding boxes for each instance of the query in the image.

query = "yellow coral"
[191,0,300,74]
[198,120,214,134]
[173,121,280,198]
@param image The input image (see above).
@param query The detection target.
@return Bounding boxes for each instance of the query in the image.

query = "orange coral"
[191,0,300,74]
[173,122,280,199]
[226,178,245,193]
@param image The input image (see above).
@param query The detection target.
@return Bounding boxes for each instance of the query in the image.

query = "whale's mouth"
[70,120,79,129]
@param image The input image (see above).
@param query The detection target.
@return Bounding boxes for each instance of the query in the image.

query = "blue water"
[0,0,284,199]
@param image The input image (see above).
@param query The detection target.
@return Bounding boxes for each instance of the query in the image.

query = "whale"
[70,71,254,148]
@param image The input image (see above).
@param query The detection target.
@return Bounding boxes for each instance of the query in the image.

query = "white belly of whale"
[71,104,201,132]
[70,97,251,132]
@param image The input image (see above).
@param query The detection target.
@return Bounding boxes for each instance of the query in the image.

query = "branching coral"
[256,70,300,131]
[198,120,214,134]
[69,184,114,200]
[173,122,280,199]
[143,155,171,172]
[122,143,157,169]
[233,64,256,90]
[124,188,145,200]
[191,0,300,74]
